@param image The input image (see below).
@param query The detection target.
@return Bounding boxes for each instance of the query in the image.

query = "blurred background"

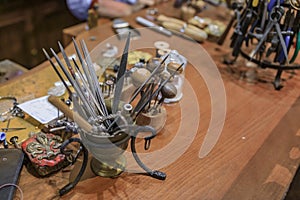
[0,0,80,69]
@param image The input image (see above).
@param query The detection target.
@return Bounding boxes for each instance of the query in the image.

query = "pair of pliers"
[251,5,286,61]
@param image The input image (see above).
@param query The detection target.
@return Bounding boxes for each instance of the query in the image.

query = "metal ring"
[240,49,300,70]
[154,41,170,50]
[269,6,284,22]
[0,96,17,102]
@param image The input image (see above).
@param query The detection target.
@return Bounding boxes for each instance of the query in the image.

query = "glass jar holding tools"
[160,50,187,103]
[78,112,131,177]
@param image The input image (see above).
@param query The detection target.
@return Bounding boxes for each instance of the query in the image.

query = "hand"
[139,0,156,6]
[96,0,133,18]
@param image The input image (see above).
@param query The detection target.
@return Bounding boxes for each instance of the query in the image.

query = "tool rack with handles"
[228,0,300,89]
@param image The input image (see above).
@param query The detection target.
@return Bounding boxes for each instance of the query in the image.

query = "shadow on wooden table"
[285,167,300,200]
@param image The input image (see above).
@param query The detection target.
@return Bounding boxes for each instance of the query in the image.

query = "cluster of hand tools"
[42,32,186,183]
[222,0,300,89]
[43,31,183,134]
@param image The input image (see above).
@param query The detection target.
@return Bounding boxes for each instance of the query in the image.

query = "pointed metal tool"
[50,48,96,118]
[80,40,109,117]
[112,32,131,114]
[128,54,169,104]
[133,63,184,119]
[42,48,73,96]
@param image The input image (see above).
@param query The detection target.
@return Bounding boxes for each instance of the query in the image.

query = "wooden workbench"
[0,1,300,199]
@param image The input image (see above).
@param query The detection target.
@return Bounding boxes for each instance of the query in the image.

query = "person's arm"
[66,0,92,20]
[66,0,147,20]
[95,0,134,18]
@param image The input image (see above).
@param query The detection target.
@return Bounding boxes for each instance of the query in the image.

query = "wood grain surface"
[0,1,299,200]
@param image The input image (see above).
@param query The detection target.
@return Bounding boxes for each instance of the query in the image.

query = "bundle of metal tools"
[221,0,300,89]
[42,32,185,193]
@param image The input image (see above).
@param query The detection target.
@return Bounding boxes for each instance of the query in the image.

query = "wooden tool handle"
[48,95,73,119]
[162,22,207,42]
[161,21,182,32]
[157,14,186,26]
[185,24,207,42]
[48,95,92,132]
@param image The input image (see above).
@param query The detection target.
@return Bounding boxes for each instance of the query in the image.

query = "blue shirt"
[66,0,137,21]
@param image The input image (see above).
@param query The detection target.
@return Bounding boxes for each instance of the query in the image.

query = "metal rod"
[132,82,155,114]
[133,63,184,119]
[50,48,96,118]
[73,39,96,97]
[129,54,169,104]
[72,37,84,67]
[112,32,131,114]
[42,48,73,96]
[72,58,105,117]
[58,41,76,78]
[80,40,109,117]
